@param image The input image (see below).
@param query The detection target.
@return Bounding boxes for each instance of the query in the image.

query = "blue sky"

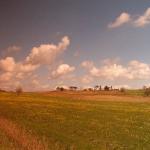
[0,0,150,91]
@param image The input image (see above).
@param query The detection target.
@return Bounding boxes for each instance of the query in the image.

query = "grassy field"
[0,91,150,149]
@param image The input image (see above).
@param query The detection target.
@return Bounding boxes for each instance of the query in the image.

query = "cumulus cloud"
[108,8,150,28]
[81,75,93,84]
[6,46,21,53]
[90,64,127,79]
[26,36,70,65]
[102,58,120,65]
[134,8,150,27]
[32,79,40,86]
[0,57,16,72]
[127,60,150,79]
[15,72,24,79]
[0,36,70,91]
[0,57,39,82]
[113,84,130,89]
[81,60,150,80]
[108,12,131,28]
[0,46,21,57]
[81,60,94,69]
[18,63,39,73]
[51,64,75,79]
[0,72,13,82]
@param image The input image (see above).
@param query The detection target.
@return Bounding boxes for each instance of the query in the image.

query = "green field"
[0,91,150,150]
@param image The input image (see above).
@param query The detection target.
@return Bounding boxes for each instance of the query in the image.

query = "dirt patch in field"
[0,116,48,150]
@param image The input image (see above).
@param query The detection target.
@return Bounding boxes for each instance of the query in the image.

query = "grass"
[0,129,20,150]
[0,116,48,150]
[0,91,150,149]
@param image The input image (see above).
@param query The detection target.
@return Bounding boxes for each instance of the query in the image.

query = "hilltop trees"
[69,86,78,91]
[56,86,65,91]
[54,85,124,92]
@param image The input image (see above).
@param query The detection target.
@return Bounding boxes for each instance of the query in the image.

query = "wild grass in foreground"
[0,129,20,150]
[0,116,48,150]
[0,92,150,149]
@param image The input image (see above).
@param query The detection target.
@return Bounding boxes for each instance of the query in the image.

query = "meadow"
[0,91,150,149]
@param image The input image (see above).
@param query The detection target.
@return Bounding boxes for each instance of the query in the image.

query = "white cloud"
[0,57,39,82]
[108,12,131,28]
[32,79,40,86]
[90,64,127,79]
[81,60,94,69]
[26,36,70,65]
[18,63,39,73]
[6,46,21,53]
[1,46,21,57]
[127,60,150,79]
[102,58,120,65]
[51,64,75,79]
[0,36,70,91]
[134,8,150,27]
[113,84,130,89]
[0,57,16,72]
[82,60,150,80]
[81,75,93,84]
[108,8,150,28]
[15,72,24,79]
[0,72,13,82]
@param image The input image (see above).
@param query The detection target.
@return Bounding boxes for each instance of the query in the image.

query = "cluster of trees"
[1,84,150,97]
[56,85,120,92]
[56,86,78,91]
[83,85,119,91]
[94,85,113,91]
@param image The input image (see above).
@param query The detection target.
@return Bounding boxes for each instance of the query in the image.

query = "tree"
[104,86,109,91]
[94,85,102,91]
[99,85,102,91]
[69,86,78,91]
[120,87,126,93]
[56,86,64,91]
[94,85,99,91]
[144,88,150,96]
[16,86,23,95]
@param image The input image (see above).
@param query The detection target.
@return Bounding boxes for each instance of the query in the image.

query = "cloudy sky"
[1,0,150,91]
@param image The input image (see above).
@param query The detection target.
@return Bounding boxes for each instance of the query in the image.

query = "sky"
[1,0,150,91]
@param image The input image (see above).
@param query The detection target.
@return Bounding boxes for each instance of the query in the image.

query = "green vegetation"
[0,91,150,149]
